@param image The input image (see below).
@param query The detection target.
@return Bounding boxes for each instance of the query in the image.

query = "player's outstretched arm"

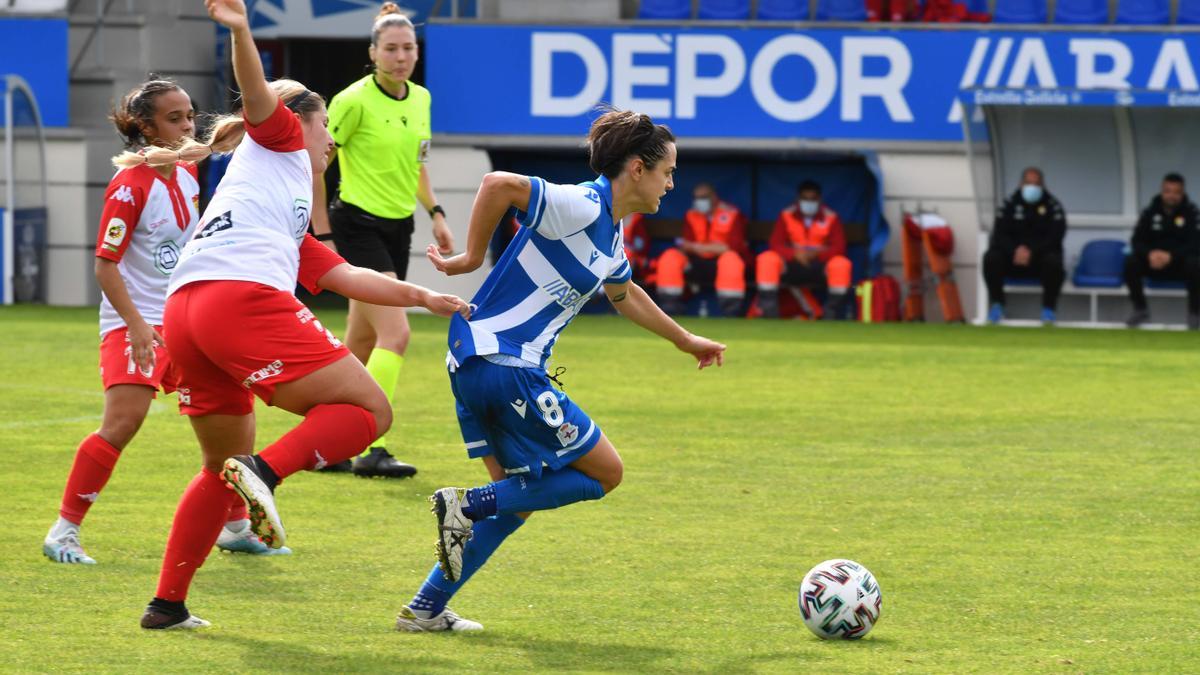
[206,0,275,125]
[317,263,470,318]
[605,281,725,370]
[426,172,532,276]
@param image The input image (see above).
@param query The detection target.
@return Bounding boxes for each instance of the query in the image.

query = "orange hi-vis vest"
[683,201,748,259]
[769,204,846,264]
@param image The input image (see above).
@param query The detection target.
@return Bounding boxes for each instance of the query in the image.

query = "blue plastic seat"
[1004,277,1041,286]
[992,0,1047,22]
[1072,240,1127,288]
[638,0,692,19]
[1146,278,1187,289]
[1178,0,1200,23]
[757,0,810,19]
[963,0,991,13]
[698,0,751,18]
[1115,0,1169,23]
[815,0,867,20]
[1054,0,1108,22]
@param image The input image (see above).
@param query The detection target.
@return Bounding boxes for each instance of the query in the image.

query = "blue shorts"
[450,356,601,479]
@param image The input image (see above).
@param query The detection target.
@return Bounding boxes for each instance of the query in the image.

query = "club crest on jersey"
[542,278,586,311]
[556,422,580,447]
[103,218,127,249]
[110,185,135,205]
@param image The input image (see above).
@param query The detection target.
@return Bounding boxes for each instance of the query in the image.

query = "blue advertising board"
[0,18,67,127]
[426,24,1200,142]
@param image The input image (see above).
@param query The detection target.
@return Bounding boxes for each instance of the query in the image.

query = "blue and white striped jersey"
[448,174,631,369]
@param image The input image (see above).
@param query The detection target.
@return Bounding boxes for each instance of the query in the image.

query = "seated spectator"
[1125,172,1200,329]
[656,182,749,316]
[982,167,1067,324]
[623,212,653,286]
[756,180,852,319]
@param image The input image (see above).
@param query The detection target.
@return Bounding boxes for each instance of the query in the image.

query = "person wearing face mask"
[982,167,1067,324]
[655,182,749,316]
[1124,172,1200,329]
[755,180,852,319]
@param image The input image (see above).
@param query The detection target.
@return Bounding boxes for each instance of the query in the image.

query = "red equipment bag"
[856,275,902,323]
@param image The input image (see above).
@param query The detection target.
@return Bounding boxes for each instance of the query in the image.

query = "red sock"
[258,404,377,479]
[227,499,248,523]
[59,433,122,524]
[155,468,239,602]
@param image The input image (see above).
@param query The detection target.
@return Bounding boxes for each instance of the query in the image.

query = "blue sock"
[492,467,605,515]
[409,513,525,617]
[462,484,497,521]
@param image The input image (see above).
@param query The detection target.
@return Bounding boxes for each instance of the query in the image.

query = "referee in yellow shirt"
[312,2,453,478]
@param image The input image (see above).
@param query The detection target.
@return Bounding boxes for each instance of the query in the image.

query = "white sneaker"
[140,606,211,630]
[395,605,483,632]
[216,520,292,555]
[43,526,96,565]
[430,488,473,582]
[222,456,286,550]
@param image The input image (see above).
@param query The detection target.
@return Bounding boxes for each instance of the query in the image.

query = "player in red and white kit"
[41,78,207,564]
[135,0,469,629]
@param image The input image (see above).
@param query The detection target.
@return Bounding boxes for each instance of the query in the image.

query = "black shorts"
[328,199,415,279]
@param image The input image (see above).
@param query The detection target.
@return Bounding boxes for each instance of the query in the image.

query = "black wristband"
[429,204,446,219]
[314,232,334,241]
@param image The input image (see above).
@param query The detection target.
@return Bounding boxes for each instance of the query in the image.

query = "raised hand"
[205,0,249,30]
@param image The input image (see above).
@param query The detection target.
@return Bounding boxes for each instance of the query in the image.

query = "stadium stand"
[756,0,811,19]
[1053,0,1110,23]
[1114,0,1170,24]
[992,0,1048,22]
[815,0,869,21]
[698,0,752,19]
[1177,0,1200,22]
[638,0,693,18]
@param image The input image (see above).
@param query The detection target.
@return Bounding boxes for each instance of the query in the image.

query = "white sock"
[224,518,250,533]
[48,516,79,540]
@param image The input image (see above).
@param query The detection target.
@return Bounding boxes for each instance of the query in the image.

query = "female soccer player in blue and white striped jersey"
[395,110,726,632]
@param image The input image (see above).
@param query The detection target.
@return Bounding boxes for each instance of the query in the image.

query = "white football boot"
[221,456,286,550]
[43,520,96,565]
[395,605,483,632]
[430,487,473,582]
[216,519,292,555]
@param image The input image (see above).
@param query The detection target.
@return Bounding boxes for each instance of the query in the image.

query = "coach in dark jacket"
[1125,172,1200,329]
[982,167,1067,323]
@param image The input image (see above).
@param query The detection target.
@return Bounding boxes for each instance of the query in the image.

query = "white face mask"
[799,200,820,217]
[1021,184,1043,203]
[693,197,712,214]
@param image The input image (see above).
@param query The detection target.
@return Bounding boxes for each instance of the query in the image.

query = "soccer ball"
[798,559,882,640]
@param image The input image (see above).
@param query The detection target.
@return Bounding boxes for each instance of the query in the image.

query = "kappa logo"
[243,359,284,387]
[77,492,99,503]
[556,422,579,447]
[110,185,135,205]
[177,387,192,405]
[511,398,528,418]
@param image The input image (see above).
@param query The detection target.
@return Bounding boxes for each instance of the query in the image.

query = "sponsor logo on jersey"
[556,421,579,447]
[103,218,128,250]
[296,307,315,324]
[155,240,181,275]
[243,359,284,388]
[293,198,311,238]
[542,278,586,312]
[110,185,135,205]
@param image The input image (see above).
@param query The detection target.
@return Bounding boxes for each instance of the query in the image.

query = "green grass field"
[2,305,1198,673]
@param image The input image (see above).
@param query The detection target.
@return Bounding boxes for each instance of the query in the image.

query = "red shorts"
[163,280,351,416]
[99,325,177,394]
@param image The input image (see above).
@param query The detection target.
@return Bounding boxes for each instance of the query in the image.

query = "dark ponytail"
[109,75,184,148]
[587,109,675,179]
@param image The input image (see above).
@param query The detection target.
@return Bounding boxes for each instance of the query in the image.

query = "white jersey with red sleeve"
[169,98,322,297]
[95,162,200,336]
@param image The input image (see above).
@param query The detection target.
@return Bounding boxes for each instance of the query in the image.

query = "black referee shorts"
[328,198,415,279]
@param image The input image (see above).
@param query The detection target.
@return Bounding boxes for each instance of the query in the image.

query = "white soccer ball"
[798,559,882,640]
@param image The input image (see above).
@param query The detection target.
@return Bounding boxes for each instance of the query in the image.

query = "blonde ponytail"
[111,79,324,170]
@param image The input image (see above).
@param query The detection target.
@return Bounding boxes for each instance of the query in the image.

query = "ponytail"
[112,79,324,169]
